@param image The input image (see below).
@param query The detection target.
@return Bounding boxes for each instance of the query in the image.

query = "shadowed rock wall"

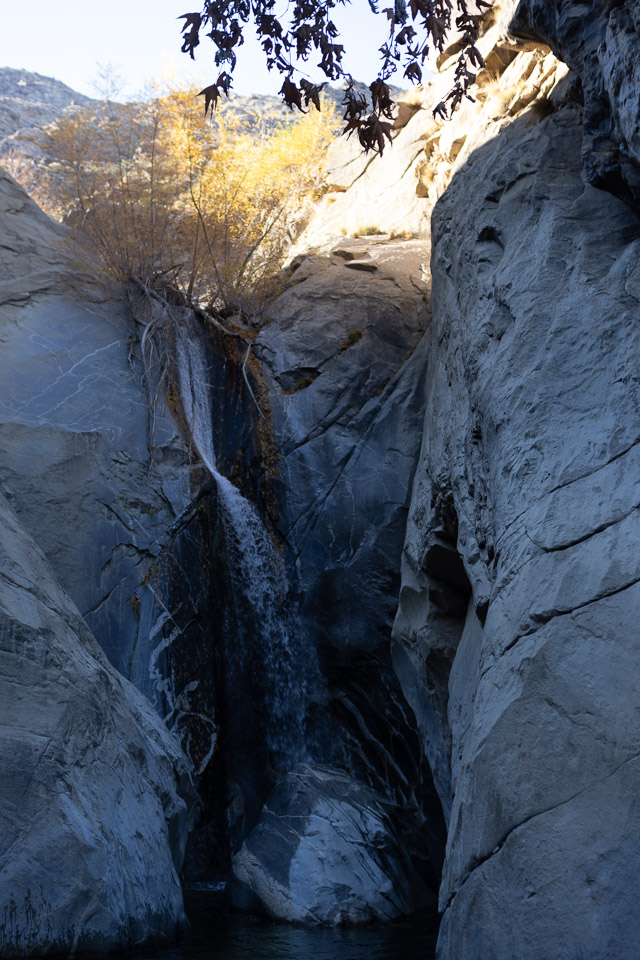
[394,33,640,960]
[0,489,194,956]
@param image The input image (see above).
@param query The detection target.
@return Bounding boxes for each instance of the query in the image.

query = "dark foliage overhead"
[180,0,493,153]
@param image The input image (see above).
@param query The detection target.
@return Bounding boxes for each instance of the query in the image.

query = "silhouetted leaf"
[198,83,220,115]
[180,12,202,58]
[182,0,494,151]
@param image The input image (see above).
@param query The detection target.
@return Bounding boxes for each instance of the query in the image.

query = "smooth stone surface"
[0,171,225,817]
[230,764,436,925]
[393,37,640,958]
[0,167,192,701]
[0,166,226,876]
[0,489,194,956]
[258,242,429,668]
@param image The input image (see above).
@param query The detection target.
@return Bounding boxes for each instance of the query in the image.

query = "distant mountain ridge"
[0,66,402,159]
[0,67,94,147]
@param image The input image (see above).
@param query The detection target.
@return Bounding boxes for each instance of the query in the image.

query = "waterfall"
[174,324,317,771]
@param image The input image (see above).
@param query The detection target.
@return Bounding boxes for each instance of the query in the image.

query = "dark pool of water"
[145,885,438,960]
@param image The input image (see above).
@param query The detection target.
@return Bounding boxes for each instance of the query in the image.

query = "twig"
[242,343,266,420]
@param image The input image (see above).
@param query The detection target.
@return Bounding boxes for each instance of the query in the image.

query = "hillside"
[0,67,95,155]
[0,65,401,160]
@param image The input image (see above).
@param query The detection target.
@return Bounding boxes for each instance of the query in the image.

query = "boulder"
[0,489,194,955]
[230,764,436,925]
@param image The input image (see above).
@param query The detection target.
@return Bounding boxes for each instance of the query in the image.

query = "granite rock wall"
[393,17,640,957]
[0,490,194,956]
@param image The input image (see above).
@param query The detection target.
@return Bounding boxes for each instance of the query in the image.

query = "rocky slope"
[0,65,400,160]
[0,67,93,152]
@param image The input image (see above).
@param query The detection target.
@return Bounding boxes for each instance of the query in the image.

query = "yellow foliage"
[36,86,337,315]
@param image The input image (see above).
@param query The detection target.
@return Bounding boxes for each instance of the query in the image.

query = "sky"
[0,0,403,100]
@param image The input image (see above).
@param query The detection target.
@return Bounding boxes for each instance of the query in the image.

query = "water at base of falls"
[139,887,439,960]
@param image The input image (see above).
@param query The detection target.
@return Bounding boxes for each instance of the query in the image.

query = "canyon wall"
[291,0,640,953]
[2,0,640,952]
[0,488,194,955]
[0,159,442,923]
[389,1,640,956]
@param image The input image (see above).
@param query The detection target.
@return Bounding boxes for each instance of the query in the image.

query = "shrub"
[340,328,363,350]
[35,84,338,317]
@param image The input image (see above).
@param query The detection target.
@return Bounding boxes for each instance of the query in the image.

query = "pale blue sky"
[0,0,402,100]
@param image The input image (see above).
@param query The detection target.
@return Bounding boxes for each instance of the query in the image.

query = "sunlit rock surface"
[0,489,194,956]
[230,764,436,925]
[512,0,640,207]
[0,67,94,157]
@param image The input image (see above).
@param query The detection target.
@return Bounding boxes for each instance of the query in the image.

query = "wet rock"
[256,244,440,830]
[230,764,436,925]
[0,489,194,955]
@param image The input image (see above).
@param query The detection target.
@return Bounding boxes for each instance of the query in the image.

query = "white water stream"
[175,326,314,767]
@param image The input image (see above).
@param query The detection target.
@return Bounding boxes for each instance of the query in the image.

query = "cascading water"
[174,324,320,776]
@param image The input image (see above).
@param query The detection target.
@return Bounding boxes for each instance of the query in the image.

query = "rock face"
[0,67,93,154]
[0,489,194,955]
[288,0,565,258]
[0,166,251,878]
[1,66,445,939]
[230,764,436,925]
[512,0,640,207]
[258,239,429,679]
[7,2,640,948]
[0,167,189,697]
[393,16,640,960]
[256,238,446,852]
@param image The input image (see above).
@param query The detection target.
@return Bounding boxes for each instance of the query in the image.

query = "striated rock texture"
[230,764,436,925]
[0,489,194,955]
[393,17,640,960]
